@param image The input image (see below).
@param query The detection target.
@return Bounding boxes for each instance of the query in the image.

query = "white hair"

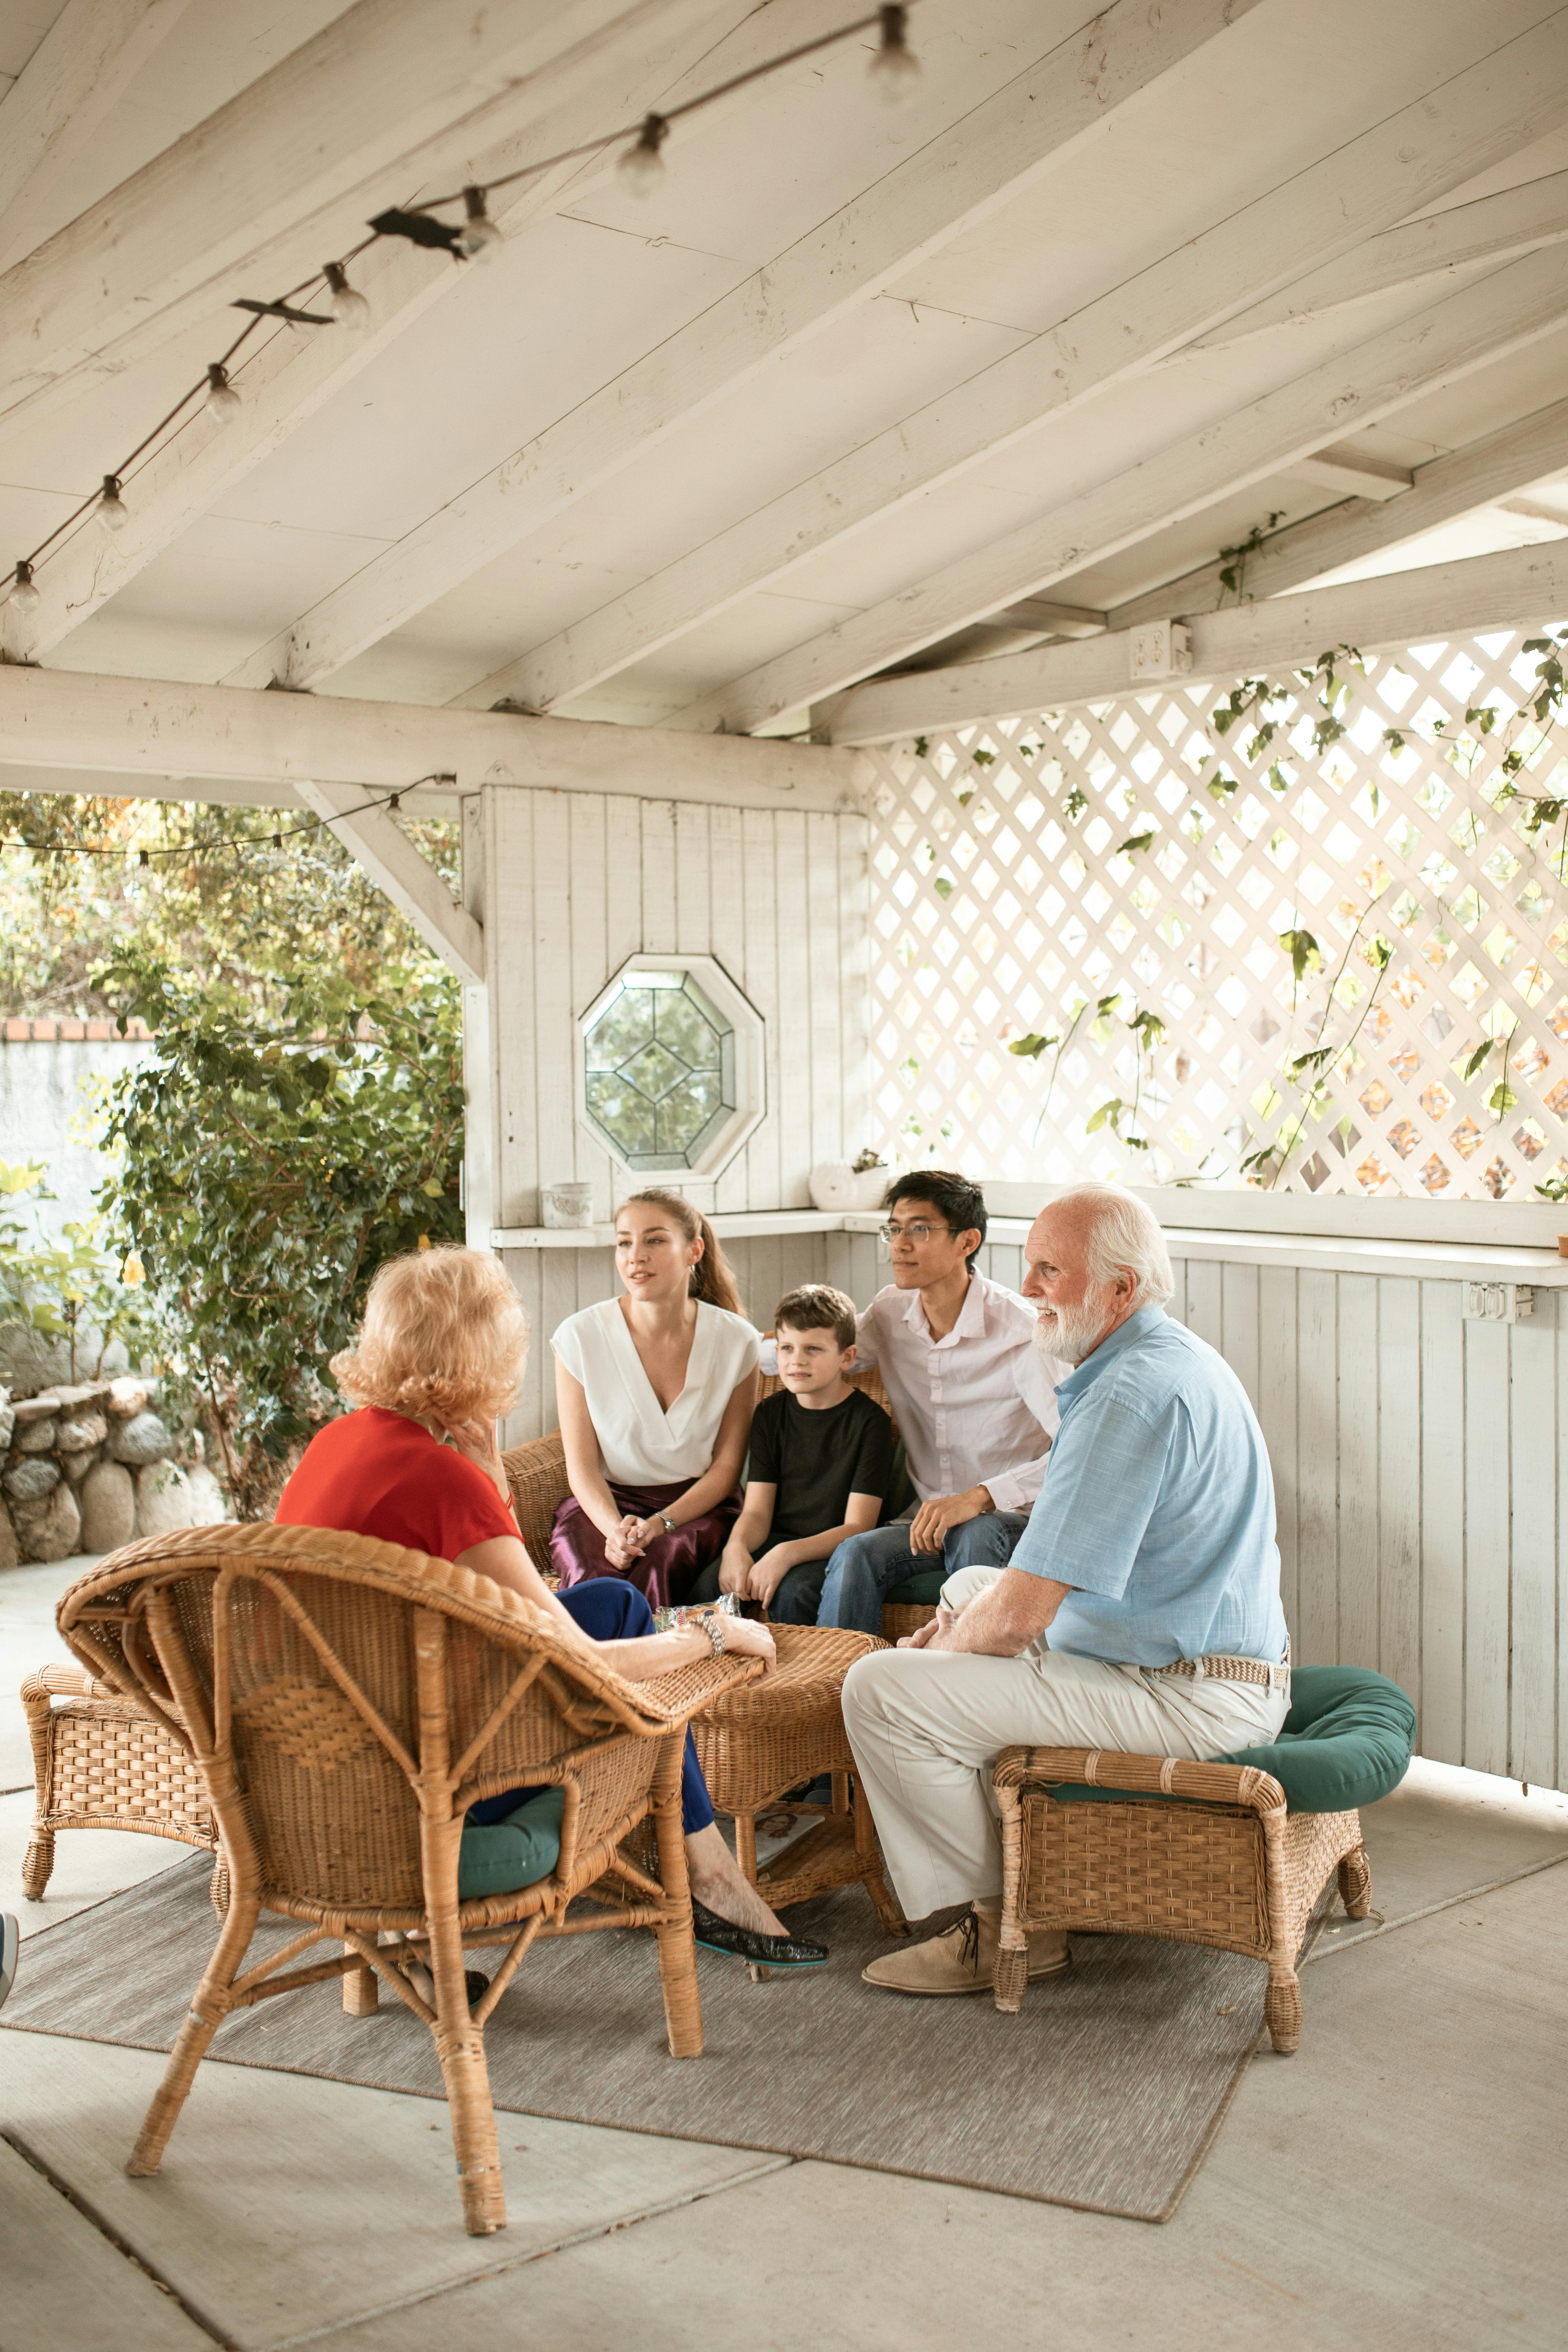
[1051,1184,1174,1310]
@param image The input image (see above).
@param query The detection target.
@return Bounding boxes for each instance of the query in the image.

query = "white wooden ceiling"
[6,0,1568,742]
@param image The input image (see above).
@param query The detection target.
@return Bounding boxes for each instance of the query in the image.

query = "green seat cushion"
[1042,1664,1416,1816]
[1222,1664,1416,1813]
[457,1786,564,1900]
[884,1567,947,1607]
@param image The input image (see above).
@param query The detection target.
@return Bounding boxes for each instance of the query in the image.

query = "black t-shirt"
[747,1387,897,1542]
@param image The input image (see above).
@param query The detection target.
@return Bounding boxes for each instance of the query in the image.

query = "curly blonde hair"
[331,1246,528,1426]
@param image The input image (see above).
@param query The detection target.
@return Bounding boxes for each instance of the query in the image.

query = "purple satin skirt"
[548,1479,742,1608]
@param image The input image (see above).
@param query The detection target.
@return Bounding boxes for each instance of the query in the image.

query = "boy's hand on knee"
[908,1486,993,1556]
[717,1548,752,1596]
[746,1548,792,1606]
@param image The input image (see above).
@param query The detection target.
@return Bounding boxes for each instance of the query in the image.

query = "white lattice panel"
[862,624,1568,1198]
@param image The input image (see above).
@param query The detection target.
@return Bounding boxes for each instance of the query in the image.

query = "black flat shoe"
[466,1970,490,2008]
[690,1900,828,1969]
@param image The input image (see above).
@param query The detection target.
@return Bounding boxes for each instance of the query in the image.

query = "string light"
[0,777,455,865]
[324,261,370,330]
[1,6,921,631]
[617,114,668,194]
[870,5,920,100]
[205,362,242,420]
[97,476,129,534]
[455,187,504,261]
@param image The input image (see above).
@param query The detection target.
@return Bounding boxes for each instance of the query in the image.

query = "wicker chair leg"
[993,1784,1028,2014]
[209,1856,230,1920]
[343,1940,379,2015]
[20,1828,54,1901]
[734,1809,758,1886]
[128,1893,259,2176]
[650,1745,704,2060]
[1263,1965,1302,2055]
[1338,1844,1373,1920]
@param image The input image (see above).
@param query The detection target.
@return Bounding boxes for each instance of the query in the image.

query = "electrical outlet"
[1128,620,1193,682]
[1463,1283,1535,1323]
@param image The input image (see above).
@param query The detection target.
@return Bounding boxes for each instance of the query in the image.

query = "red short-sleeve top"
[275,1407,520,1561]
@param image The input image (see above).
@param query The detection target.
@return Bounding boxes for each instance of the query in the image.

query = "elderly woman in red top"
[275,1244,825,1973]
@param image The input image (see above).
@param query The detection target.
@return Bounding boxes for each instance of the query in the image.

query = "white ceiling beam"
[0,0,691,433]
[225,0,1269,694]
[1108,391,1568,627]
[1287,442,1415,499]
[17,0,756,661]
[458,13,1568,717]
[1191,165,1568,352]
[667,244,1568,735]
[817,538,1568,741]
[0,667,868,816]
[292,778,484,987]
[0,0,196,251]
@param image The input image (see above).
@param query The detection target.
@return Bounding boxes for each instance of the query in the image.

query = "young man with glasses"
[768,1171,1067,1634]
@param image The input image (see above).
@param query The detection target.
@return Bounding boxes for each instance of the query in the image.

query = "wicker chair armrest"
[993,1742,1286,1816]
[634,1650,767,1726]
[500,1430,570,1572]
[21,1661,117,1710]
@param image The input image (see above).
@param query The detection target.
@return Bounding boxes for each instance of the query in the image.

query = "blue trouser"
[466,1578,713,1834]
[799,1510,1033,1635]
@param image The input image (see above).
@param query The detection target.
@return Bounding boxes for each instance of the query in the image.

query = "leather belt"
[1154,1649,1290,1693]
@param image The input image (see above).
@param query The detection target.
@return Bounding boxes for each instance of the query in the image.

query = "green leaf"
[1084,1098,1122,1136]
[1487,1081,1518,1117]
[1006,1032,1058,1060]
[912,735,929,759]
[932,874,954,899]
[1063,786,1089,822]
[1462,1040,1494,1081]
[1115,829,1155,859]
[1278,928,1323,983]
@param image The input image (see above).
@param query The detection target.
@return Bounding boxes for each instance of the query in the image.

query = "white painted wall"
[476,785,872,1234]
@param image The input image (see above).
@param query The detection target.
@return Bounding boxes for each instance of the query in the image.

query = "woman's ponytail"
[620,1188,745,1317]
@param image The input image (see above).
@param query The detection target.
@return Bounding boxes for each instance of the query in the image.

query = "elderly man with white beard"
[842,1183,1290,1998]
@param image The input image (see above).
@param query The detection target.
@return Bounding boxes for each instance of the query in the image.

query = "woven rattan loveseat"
[502,1354,939,1638]
[55,1522,762,2237]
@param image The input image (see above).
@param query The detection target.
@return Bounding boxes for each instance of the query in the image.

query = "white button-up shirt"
[852,1274,1068,1511]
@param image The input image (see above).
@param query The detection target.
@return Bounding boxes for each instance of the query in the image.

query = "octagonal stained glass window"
[583,968,737,1171]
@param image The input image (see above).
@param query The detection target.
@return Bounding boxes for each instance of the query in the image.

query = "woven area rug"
[1,1855,1315,2222]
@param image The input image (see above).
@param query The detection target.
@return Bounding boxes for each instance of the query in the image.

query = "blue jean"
[466,1578,713,1834]
[806,1510,1032,1635]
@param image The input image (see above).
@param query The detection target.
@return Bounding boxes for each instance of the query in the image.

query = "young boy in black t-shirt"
[704,1283,896,1625]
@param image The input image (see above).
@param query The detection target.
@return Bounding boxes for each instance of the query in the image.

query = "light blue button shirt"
[1009,1304,1287,1669]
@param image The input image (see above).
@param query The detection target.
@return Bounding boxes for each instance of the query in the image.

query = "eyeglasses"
[878,1220,953,1245]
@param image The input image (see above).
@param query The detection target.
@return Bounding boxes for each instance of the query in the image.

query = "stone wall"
[0,1375,227,1565]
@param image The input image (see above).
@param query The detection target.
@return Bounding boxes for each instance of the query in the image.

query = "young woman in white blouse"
[550,1189,760,1605]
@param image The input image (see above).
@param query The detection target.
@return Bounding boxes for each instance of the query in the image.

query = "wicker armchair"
[21,1662,217,1900]
[55,1522,761,2237]
[991,1745,1370,2053]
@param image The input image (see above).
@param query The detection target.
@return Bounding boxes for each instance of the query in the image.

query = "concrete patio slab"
[0,2133,215,2352]
[309,1862,1568,2352]
[0,2030,786,2351]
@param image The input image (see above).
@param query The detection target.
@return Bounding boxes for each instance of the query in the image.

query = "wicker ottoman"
[689,1623,904,1931]
[21,1662,217,1900]
[991,1744,1370,2053]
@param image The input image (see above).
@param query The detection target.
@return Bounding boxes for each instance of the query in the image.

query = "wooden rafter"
[452,16,1568,717]
[667,245,1568,735]
[219,0,1266,694]
[0,0,196,256]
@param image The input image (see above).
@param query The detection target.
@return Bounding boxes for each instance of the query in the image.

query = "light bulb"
[869,4,920,102]
[205,362,242,421]
[9,559,40,616]
[455,186,503,262]
[617,112,668,195]
[324,260,370,330]
[97,475,128,533]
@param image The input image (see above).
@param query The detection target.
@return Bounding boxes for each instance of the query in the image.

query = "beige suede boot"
[861,1903,1071,1996]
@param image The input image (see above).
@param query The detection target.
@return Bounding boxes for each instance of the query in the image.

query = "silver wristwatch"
[657,1512,677,1536]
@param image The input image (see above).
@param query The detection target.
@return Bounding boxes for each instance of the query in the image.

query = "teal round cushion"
[1222,1664,1416,1813]
[457,1786,564,1900]
[884,1568,947,1607]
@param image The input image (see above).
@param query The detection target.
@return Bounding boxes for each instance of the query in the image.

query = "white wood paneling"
[483,782,870,1227]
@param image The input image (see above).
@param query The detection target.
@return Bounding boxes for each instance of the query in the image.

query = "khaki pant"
[842,1565,1291,1921]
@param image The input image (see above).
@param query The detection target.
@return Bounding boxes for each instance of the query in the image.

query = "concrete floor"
[3,1556,1566,2352]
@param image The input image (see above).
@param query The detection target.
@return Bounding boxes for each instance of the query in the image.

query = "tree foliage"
[95,946,464,1516]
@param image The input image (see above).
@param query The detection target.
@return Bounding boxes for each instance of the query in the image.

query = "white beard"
[1032,1287,1115,1367]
